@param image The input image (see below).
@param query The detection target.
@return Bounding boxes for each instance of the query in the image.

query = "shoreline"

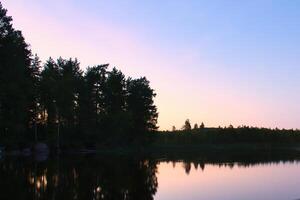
[2,143,300,157]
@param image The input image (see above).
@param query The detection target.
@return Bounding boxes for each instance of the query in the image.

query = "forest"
[155,119,300,151]
[0,2,158,149]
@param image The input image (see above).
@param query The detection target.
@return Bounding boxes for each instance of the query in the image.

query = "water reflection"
[159,151,300,175]
[175,160,300,175]
[0,153,300,200]
[0,156,157,200]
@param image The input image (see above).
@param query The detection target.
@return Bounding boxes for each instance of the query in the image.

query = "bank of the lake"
[1,127,300,156]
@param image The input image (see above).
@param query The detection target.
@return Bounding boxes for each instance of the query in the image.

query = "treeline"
[0,3,158,147]
[158,119,300,146]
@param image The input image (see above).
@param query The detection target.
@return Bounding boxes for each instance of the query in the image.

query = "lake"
[0,153,300,200]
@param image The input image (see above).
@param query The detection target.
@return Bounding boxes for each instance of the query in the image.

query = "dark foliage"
[0,3,158,147]
[158,126,300,146]
[0,2,33,141]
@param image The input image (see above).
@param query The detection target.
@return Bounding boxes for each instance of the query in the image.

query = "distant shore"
[2,142,300,158]
[1,127,300,157]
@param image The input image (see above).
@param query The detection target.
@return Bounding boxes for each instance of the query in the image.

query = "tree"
[40,58,60,134]
[28,54,42,141]
[182,119,191,131]
[0,2,160,146]
[127,77,158,135]
[103,68,126,114]
[0,2,33,138]
[56,58,83,130]
[200,122,205,129]
[194,123,198,129]
[172,126,176,131]
[79,64,108,137]
[102,67,127,138]
[183,161,191,175]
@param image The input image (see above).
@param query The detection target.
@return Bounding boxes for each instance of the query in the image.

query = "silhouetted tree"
[102,67,128,138]
[0,2,33,139]
[103,68,126,114]
[56,58,83,132]
[194,123,198,129]
[182,119,191,131]
[40,58,60,134]
[200,122,205,129]
[183,161,191,175]
[79,64,108,137]
[127,77,158,136]
[0,3,161,147]
[172,126,176,131]
[28,54,42,140]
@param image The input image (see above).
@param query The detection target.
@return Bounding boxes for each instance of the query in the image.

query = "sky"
[2,0,300,130]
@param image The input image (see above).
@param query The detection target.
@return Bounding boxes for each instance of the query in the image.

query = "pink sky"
[3,1,300,130]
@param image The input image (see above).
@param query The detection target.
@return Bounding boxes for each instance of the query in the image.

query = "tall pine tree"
[0,2,37,140]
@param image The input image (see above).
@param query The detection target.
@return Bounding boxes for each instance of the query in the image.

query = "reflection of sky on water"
[1,156,300,200]
[156,161,300,200]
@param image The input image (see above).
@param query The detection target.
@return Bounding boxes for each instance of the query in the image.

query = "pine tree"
[40,58,60,133]
[79,64,108,136]
[127,77,158,134]
[182,119,191,131]
[0,2,33,138]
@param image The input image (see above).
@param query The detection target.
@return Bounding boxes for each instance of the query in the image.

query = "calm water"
[0,154,300,200]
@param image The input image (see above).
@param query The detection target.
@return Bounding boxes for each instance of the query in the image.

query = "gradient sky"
[2,0,300,130]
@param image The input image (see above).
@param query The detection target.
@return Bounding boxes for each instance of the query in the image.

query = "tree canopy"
[0,2,33,140]
[0,3,158,146]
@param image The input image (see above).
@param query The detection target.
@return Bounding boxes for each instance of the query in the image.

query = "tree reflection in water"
[0,153,299,199]
[0,156,158,200]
